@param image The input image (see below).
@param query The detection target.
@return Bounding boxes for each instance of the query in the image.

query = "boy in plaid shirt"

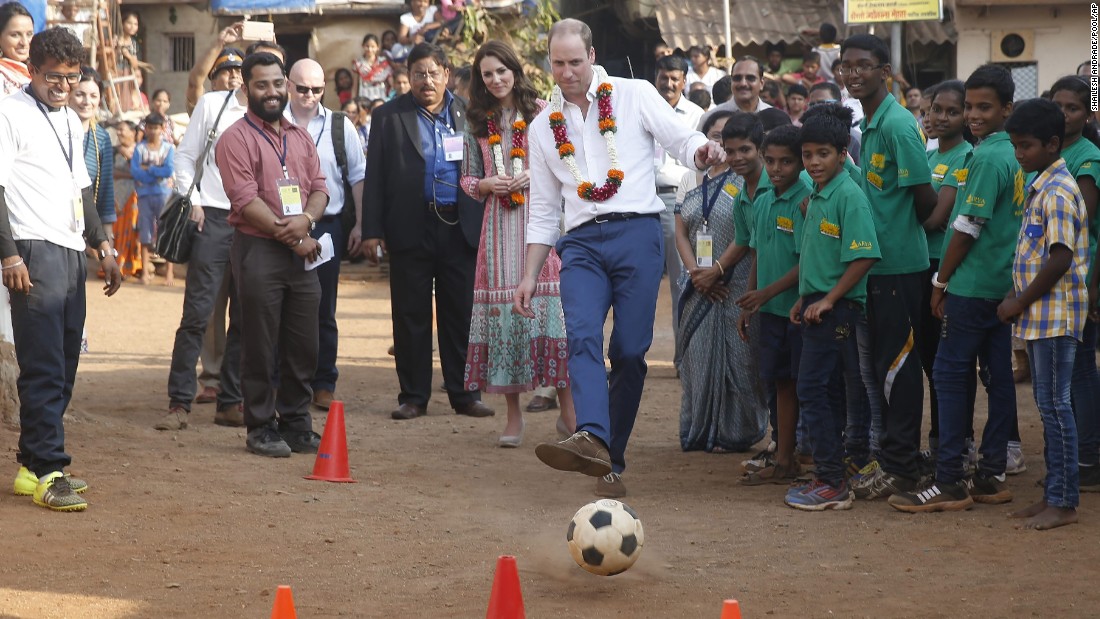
[999,98,1089,530]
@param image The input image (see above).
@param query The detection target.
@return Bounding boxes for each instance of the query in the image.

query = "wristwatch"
[98,247,119,260]
[303,212,317,231]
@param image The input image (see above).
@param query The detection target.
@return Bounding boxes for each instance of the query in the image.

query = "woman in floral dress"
[461,40,575,447]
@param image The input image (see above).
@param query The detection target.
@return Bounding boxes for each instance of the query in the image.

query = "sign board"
[844,0,943,23]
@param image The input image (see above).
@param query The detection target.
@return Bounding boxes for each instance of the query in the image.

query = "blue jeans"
[796,294,861,487]
[1071,318,1100,466]
[557,214,664,473]
[845,314,882,462]
[1028,337,1080,508]
[933,294,1016,483]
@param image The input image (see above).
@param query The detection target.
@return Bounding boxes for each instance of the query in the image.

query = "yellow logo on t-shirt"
[870,153,886,169]
[849,240,873,251]
[820,218,840,238]
[1013,168,1026,206]
[1084,162,1094,169]
[724,183,739,198]
[966,194,986,208]
[776,216,794,233]
[954,168,968,187]
[866,171,884,190]
[932,163,948,181]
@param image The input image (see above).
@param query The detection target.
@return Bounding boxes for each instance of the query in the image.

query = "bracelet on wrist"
[715,261,725,276]
[1,258,23,271]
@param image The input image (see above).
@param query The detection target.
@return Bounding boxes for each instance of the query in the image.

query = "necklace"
[548,65,623,202]
[486,108,526,209]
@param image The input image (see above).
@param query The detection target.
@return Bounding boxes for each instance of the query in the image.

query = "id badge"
[443,134,464,162]
[277,177,303,216]
[696,233,714,268]
[71,182,84,232]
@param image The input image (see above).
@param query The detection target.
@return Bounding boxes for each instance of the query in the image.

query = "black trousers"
[388,210,479,409]
[230,231,320,432]
[311,215,345,392]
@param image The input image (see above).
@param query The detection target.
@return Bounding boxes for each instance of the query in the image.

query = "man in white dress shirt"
[285,59,366,410]
[515,18,722,498]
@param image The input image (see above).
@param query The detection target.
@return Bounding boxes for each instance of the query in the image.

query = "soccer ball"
[566,499,645,576]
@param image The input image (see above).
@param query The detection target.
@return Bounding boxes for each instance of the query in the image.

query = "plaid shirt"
[1012,158,1089,341]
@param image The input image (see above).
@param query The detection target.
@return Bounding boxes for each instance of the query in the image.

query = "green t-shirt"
[733,172,772,247]
[944,131,1026,299]
[926,140,973,260]
[1061,137,1100,284]
[799,158,861,187]
[859,94,933,275]
[797,171,882,304]
[750,177,812,317]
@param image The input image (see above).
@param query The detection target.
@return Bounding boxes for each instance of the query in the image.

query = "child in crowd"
[785,103,880,511]
[399,0,442,46]
[335,68,355,106]
[786,84,808,125]
[781,52,824,91]
[890,64,1023,513]
[737,124,813,485]
[131,113,175,286]
[919,87,937,151]
[353,33,392,100]
[811,23,841,82]
[685,45,725,93]
[1000,98,1088,530]
[381,29,407,63]
[391,65,411,98]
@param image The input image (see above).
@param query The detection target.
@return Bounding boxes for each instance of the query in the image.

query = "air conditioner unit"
[990,30,1035,62]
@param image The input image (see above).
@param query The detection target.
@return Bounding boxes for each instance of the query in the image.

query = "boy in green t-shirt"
[736,125,812,485]
[890,65,1023,513]
[784,104,880,511]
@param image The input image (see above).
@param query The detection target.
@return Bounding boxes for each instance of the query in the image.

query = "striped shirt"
[1012,158,1089,341]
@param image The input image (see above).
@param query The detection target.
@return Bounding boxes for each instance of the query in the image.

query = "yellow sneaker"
[32,472,88,512]
[13,466,88,496]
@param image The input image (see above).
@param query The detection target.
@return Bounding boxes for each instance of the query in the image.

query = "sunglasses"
[731,74,758,83]
[294,84,324,95]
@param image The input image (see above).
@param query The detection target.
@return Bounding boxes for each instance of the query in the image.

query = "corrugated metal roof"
[654,0,955,50]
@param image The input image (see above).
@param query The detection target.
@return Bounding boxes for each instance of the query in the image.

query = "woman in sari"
[674,113,769,453]
[112,120,142,279]
[460,40,575,447]
[0,2,33,97]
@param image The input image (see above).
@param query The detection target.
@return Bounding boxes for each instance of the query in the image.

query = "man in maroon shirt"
[215,52,329,458]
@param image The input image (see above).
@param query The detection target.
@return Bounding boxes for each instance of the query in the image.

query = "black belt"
[657,186,677,195]
[572,212,659,233]
[427,201,456,212]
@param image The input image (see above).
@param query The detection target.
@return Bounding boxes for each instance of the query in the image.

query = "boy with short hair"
[784,103,880,511]
[131,112,175,285]
[737,125,813,485]
[1000,98,1087,530]
[890,65,1024,513]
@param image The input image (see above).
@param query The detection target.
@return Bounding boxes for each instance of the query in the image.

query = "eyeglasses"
[808,98,839,107]
[40,71,82,85]
[411,69,445,83]
[293,84,324,95]
[836,64,884,77]
[730,74,758,84]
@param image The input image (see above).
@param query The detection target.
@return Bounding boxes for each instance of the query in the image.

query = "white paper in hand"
[305,233,334,271]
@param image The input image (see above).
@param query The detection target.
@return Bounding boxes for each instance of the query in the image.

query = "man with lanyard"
[0,27,121,511]
[157,50,248,432]
[516,19,723,497]
[284,58,366,410]
[653,53,704,373]
[216,52,328,458]
[363,43,493,421]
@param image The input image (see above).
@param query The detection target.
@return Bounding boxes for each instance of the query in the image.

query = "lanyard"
[245,115,290,178]
[31,93,74,172]
[292,108,325,147]
[700,170,731,226]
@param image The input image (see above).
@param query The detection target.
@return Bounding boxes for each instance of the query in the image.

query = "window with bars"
[168,34,194,73]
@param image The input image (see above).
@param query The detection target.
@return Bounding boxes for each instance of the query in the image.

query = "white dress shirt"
[174,89,247,210]
[284,106,366,216]
[655,94,704,189]
[527,75,709,246]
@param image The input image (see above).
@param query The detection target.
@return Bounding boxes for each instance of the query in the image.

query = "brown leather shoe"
[596,472,627,498]
[391,403,426,420]
[195,386,220,404]
[312,389,335,410]
[214,404,244,427]
[524,395,557,412]
[154,407,188,431]
[535,431,612,477]
[455,401,495,418]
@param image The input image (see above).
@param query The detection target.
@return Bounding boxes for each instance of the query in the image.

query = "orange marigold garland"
[486,111,527,209]
[548,75,623,202]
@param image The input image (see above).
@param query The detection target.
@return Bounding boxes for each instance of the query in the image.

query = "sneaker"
[888,480,974,513]
[214,404,245,427]
[32,472,87,512]
[848,459,880,486]
[281,429,321,454]
[853,466,915,500]
[595,472,627,498]
[967,471,1013,504]
[1006,441,1027,475]
[844,456,868,480]
[534,431,612,477]
[742,448,776,473]
[784,479,853,511]
[1080,465,1100,492]
[154,407,188,431]
[245,427,292,458]
[13,466,87,496]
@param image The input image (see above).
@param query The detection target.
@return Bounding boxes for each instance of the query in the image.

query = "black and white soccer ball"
[566,499,645,576]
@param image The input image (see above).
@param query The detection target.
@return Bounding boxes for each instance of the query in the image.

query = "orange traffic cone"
[720,599,742,619]
[270,585,297,619]
[485,555,525,619]
[304,400,356,483]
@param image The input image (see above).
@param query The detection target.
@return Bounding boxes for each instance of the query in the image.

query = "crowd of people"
[0,2,1095,533]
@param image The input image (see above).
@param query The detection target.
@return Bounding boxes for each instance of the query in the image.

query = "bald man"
[284,59,366,409]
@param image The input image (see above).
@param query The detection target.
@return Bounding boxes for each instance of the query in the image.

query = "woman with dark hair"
[0,1,33,97]
[138,88,177,145]
[334,67,354,106]
[685,45,725,93]
[71,68,115,229]
[353,33,391,100]
[113,10,149,112]
[459,40,574,447]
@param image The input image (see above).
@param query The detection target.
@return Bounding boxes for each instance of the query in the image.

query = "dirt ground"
[1,266,1099,619]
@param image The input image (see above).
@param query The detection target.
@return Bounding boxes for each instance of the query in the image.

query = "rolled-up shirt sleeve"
[526,124,562,246]
[638,81,709,172]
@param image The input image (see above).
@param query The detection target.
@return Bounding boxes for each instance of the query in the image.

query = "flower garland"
[548,65,623,202]
[486,111,527,209]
